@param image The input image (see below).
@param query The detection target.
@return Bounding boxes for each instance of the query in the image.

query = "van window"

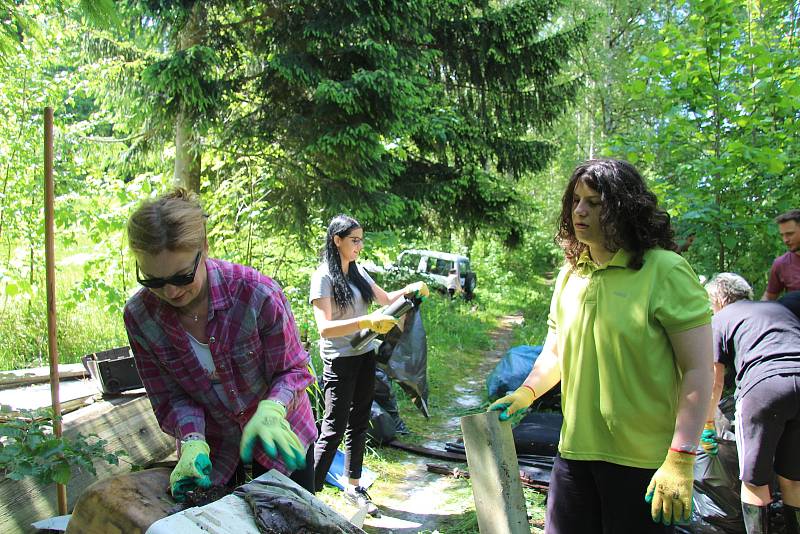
[399,254,420,270]
[458,260,470,275]
[429,258,450,275]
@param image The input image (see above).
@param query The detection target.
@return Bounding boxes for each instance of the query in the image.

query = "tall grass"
[0,300,127,370]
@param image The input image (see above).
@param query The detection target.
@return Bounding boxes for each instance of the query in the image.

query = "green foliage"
[107,0,588,243]
[0,409,125,485]
[0,1,42,61]
[643,0,799,287]
[141,45,222,119]
[558,0,800,291]
[0,293,128,370]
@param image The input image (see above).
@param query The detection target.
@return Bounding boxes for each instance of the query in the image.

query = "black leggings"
[313,351,376,492]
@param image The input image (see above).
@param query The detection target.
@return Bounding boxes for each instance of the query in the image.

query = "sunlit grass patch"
[0,298,127,370]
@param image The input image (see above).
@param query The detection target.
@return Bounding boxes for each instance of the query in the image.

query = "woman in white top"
[310,214,427,516]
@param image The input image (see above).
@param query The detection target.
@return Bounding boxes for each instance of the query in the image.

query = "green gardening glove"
[645,449,696,525]
[240,400,306,471]
[488,385,536,421]
[700,421,719,456]
[169,439,212,502]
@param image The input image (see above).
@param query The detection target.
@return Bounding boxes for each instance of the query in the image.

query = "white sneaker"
[344,486,380,518]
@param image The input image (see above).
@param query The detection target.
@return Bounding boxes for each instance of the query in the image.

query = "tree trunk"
[173,2,206,192]
[174,112,201,191]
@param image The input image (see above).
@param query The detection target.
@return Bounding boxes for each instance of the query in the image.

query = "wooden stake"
[44,106,67,515]
[460,411,529,534]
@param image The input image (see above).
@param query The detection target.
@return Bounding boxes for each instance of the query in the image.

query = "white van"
[395,249,476,299]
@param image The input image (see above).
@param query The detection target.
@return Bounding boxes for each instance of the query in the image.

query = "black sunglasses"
[136,251,202,289]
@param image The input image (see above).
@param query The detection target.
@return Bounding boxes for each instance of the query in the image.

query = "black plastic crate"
[82,346,143,395]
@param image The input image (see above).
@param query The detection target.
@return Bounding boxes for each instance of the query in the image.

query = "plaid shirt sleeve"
[257,278,314,408]
[124,306,206,439]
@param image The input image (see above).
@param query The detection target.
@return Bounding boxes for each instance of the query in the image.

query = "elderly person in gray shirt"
[705,273,800,534]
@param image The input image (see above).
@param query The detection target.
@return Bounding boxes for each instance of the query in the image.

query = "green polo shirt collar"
[576,248,631,274]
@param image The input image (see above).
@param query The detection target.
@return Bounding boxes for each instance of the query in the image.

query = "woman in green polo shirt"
[490,159,713,533]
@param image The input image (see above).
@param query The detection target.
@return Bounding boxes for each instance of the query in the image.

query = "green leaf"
[52,464,72,485]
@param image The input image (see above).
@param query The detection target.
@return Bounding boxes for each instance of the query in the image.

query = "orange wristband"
[521,384,536,396]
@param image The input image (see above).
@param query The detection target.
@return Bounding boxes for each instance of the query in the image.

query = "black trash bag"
[376,325,401,365]
[487,345,561,411]
[674,391,745,534]
[487,345,542,400]
[680,438,745,534]
[675,394,787,534]
[366,400,396,445]
[377,304,429,418]
[374,367,408,435]
[511,411,562,457]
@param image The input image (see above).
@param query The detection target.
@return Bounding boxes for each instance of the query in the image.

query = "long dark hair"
[323,214,375,310]
[556,159,677,270]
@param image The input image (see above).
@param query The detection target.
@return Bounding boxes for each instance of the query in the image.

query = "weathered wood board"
[0,378,103,419]
[0,364,88,390]
[0,393,174,534]
[460,411,530,534]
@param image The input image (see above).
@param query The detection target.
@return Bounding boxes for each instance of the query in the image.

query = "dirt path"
[350,313,524,533]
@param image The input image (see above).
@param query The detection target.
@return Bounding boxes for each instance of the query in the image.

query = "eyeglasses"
[348,237,364,245]
[136,251,202,289]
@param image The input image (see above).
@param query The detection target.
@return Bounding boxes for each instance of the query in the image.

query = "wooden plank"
[0,395,98,422]
[0,378,101,417]
[460,411,530,534]
[0,364,88,389]
[0,393,175,534]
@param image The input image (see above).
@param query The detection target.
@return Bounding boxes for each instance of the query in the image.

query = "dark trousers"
[546,455,674,534]
[313,351,376,492]
[735,374,800,485]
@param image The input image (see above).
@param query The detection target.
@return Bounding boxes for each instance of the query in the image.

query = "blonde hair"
[127,188,206,255]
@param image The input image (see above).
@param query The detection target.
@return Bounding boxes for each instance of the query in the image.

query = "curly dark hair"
[322,214,375,310]
[556,159,677,270]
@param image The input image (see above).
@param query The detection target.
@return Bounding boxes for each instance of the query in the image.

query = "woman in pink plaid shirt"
[124,188,317,501]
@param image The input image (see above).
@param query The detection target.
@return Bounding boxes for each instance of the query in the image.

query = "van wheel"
[463,272,477,300]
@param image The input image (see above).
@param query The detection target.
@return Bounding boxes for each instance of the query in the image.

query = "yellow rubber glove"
[358,311,399,334]
[488,385,536,421]
[404,281,430,299]
[240,400,306,471]
[169,439,212,501]
[645,449,696,525]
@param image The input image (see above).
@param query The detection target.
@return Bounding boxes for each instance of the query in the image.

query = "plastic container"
[81,346,143,394]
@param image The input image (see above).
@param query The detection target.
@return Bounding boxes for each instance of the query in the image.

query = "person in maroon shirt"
[124,188,317,501]
[763,209,800,300]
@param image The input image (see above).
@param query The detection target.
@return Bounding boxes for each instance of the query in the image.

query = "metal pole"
[44,106,68,514]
